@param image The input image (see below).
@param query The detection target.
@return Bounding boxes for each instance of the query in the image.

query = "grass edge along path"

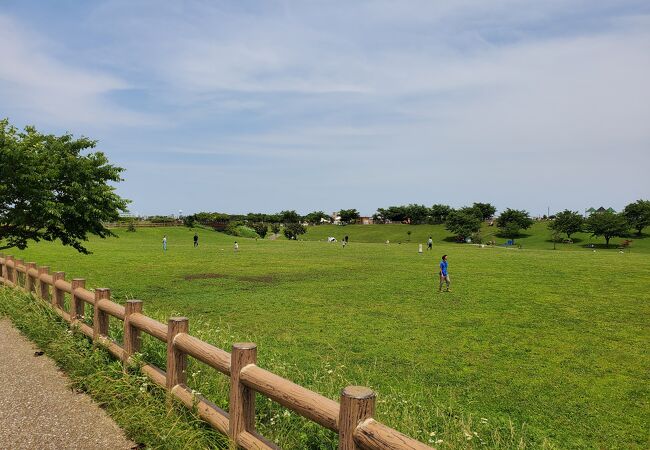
[0,288,229,450]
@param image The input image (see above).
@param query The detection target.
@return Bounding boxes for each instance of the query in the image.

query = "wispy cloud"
[0,14,159,128]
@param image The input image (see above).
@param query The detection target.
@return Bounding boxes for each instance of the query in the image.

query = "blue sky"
[1,1,649,216]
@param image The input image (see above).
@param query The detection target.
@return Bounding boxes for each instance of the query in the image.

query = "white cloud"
[0,14,158,128]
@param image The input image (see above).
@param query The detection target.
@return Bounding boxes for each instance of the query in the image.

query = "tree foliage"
[339,209,360,224]
[374,206,406,223]
[429,204,453,224]
[283,223,306,240]
[622,199,650,236]
[303,211,330,225]
[0,119,129,253]
[279,210,301,224]
[374,204,453,224]
[471,202,497,221]
[496,208,534,238]
[445,208,482,239]
[548,210,583,239]
[251,222,268,238]
[585,211,628,246]
[183,215,196,228]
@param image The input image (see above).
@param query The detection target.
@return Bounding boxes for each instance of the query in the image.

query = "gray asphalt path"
[0,319,134,449]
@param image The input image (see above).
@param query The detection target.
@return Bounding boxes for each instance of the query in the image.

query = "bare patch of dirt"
[183,273,227,280]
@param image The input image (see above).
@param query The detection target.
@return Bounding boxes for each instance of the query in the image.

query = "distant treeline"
[182,203,495,227]
[178,199,649,245]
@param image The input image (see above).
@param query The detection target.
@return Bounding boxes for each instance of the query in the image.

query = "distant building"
[331,212,342,225]
[357,216,374,225]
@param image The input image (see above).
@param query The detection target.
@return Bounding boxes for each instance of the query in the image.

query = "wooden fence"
[0,254,433,450]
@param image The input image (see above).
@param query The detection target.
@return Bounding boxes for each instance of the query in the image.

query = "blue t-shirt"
[440,260,448,276]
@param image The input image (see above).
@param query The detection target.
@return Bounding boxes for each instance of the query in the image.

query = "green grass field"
[3,224,649,449]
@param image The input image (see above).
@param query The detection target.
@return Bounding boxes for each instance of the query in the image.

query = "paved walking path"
[0,319,134,449]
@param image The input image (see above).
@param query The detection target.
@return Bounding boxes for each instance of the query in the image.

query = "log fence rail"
[0,254,433,450]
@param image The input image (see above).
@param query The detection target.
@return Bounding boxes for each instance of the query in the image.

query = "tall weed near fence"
[0,288,229,449]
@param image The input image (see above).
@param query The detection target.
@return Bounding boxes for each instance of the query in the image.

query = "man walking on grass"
[439,254,450,292]
[193,233,199,247]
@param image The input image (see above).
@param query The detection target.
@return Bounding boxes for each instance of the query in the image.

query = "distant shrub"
[251,223,268,238]
[224,221,259,238]
[224,221,242,236]
[183,215,196,228]
[126,221,136,232]
[270,223,281,234]
[236,226,260,239]
[283,223,306,240]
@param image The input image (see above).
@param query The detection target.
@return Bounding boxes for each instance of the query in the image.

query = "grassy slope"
[4,226,650,449]
[301,222,650,252]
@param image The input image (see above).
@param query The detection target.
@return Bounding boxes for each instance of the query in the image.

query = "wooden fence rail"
[0,254,434,450]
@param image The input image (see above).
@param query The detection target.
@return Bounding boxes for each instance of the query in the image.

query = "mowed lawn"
[5,226,650,449]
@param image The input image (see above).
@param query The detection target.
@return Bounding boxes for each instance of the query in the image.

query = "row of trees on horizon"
[180,200,649,245]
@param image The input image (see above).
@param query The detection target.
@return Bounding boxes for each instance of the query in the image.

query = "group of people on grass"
[161,233,451,292]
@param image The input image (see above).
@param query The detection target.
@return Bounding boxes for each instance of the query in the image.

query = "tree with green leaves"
[0,119,129,253]
[270,223,281,234]
[622,199,650,236]
[548,210,583,239]
[585,211,628,246]
[183,215,196,228]
[283,223,306,240]
[496,208,534,239]
[303,211,330,225]
[404,204,429,224]
[339,209,360,224]
[251,222,268,239]
[471,202,497,221]
[445,208,481,240]
[373,206,406,223]
[429,204,452,224]
[279,210,300,224]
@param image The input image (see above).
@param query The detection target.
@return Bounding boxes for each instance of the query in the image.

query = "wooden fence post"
[166,317,189,389]
[70,278,85,322]
[15,259,24,288]
[0,255,6,283]
[24,262,36,293]
[38,266,50,301]
[93,288,110,340]
[52,271,65,309]
[123,300,143,363]
[339,386,376,450]
[6,256,16,284]
[230,342,258,443]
